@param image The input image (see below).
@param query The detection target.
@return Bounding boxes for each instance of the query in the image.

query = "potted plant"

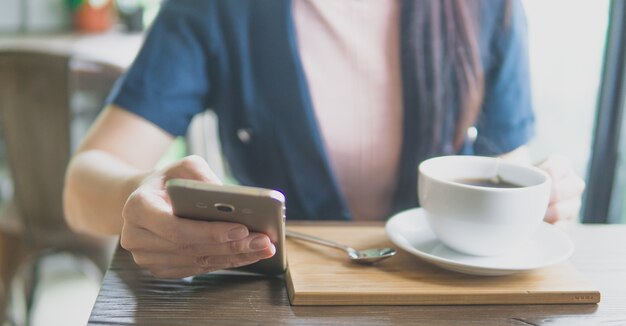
[66,0,115,32]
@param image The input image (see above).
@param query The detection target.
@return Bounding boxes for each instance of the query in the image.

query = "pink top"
[293,0,404,221]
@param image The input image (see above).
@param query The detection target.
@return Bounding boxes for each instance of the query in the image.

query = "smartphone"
[166,178,287,275]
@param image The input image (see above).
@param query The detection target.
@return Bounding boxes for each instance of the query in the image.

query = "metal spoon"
[286,230,397,264]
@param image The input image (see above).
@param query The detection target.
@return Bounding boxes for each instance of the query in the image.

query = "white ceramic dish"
[385,208,574,276]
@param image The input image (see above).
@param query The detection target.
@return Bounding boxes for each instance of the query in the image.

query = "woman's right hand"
[119,155,276,278]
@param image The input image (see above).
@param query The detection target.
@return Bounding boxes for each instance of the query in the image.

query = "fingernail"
[249,236,270,250]
[228,227,248,241]
[268,244,276,256]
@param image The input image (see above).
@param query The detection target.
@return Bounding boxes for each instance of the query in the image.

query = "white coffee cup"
[418,155,551,256]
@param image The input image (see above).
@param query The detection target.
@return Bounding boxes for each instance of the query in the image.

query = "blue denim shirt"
[108,0,534,220]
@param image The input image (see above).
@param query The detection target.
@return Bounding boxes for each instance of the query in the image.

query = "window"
[584,0,626,223]
[523,0,613,222]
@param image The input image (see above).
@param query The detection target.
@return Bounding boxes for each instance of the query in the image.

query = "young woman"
[64,0,585,278]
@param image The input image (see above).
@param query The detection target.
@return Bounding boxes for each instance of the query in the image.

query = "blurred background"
[0,0,623,325]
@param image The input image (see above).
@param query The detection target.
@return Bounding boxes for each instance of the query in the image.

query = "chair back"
[0,51,121,256]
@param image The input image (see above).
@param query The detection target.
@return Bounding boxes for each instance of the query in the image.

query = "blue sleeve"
[474,0,535,156]
[106,1,212,136]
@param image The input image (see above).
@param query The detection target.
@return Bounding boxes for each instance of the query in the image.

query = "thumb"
[163,155,223,185]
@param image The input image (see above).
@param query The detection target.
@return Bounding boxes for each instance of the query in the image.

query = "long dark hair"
[408,0,500,155]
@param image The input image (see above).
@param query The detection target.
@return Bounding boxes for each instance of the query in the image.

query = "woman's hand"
[120,155,276,278]
[536,155,586,224]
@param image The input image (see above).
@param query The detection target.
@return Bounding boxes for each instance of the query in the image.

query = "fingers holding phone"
[119,155,276,278]
[166,179,287,275]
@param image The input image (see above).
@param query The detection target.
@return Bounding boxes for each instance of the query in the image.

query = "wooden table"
[89,223,626,325]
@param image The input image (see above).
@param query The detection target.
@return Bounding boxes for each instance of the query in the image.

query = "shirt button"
[237,128,253,143]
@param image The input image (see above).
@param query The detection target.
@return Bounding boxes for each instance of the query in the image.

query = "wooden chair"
[0,51,122,324]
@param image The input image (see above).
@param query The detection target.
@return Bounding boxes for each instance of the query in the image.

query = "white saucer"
[385,208,574,276]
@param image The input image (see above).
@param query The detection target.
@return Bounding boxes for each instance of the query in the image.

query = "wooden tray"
[285,225,600,306]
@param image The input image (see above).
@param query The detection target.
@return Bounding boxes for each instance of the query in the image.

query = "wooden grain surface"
[285,225,599,306]
[89,223,626,325]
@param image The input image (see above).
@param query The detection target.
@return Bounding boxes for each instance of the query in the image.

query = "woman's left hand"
[536,155,586,223]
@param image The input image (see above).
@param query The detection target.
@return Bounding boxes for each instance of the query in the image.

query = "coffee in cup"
[418,155,551,256]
